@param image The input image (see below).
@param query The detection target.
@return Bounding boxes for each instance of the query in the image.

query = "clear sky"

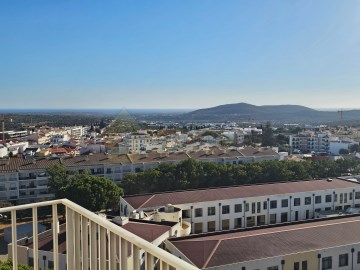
[1,1,360,110]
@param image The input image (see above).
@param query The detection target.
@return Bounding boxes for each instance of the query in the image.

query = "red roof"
[170,216,360,268]
[124,179,360,209]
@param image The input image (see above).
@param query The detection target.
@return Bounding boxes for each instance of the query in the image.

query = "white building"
[329,140,357,155]
[289,133,330,153]
[121,178,360,233]
[50,134,70,145]
[166,215,360,270]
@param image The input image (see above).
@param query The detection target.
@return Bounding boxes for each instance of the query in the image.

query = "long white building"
[0,147,279,204]
[166,215,360,270]
[121,178,360,233]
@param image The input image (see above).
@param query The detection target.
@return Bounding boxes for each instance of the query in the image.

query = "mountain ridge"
[185,103,360,122]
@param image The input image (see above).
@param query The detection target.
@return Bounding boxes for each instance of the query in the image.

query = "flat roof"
[169,216,360,269]
[123,178,360,209]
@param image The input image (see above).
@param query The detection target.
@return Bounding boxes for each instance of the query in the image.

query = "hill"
[185,103,360,122]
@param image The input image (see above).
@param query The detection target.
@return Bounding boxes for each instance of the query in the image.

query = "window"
[325,194,332,203]
[325,207,331,211]
[222,205,230,214]
[322,256,332,270]
[267,267,278,270]
[252,202,256,214]
[315,195,322,204]
[245,203,249,212]
[263,201,268,210]
[48,261,54,269]
[315,208,321,212]
[281,199,288,208]
[234,204,242,213]
[294,262,299,270]
[344,193,348,203]
[356,191,360,199]
[270,213,277,224]
[335,206,343,211]
[182,210,190,218]
[349,192,353,200]
[270,200,277,209]
[340,193,343,203]
[334,193,338,202]
[234,217,242,228]
[302,260,308,270]
[195,208,202,217]
[257,202,261,213]
[207,221,216,232]
[208,207,216,216]
[305,197,311,205]
[294,198,300,206]
[357,251,360,264]
[222,219,230,230]
[194,223,202,234]
[339,253,348,267]
[281,212,288,222]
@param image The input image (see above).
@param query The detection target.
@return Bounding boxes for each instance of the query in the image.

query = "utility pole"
[338,109,344,125]
[1,114,5,143]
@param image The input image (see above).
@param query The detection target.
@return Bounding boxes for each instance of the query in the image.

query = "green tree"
[0,260,36,270]
[47,165,123,211]
[349,144,360,153]
[261,122,275,147]
[339,148,350,155]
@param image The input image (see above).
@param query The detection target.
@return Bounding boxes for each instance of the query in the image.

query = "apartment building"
[121,179,360,234]
[289,133,330,153]
[166,215,360,270]
[0,146,279,204]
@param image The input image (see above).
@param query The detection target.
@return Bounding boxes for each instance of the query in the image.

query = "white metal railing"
[0,199,199,270]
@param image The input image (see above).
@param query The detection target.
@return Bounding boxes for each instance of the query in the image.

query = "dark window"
[325,194,332,203]
[234,204,242,213]
[267,267,278,270]
[334,193,338,202]
[222,205,230,214]
[325,207,331,211]
[350,192,353,200]
[344,193,348,203]
[322,256,332,270]
[357,251,360,264]
[257,202,261,213]
[252,202,256,214]
[339,253,348,267]
[263,201,268,210]
[281,199,288,208]
[195,208,202,217]
[270,200,277,209]
[245,203,249,212]
[281,212,288,222]
[340,193,343,203]
[234,217,242,228]
[315,195,322,204]
[208,207,216,216]
[315,208,321,212]
[294,262,299,270]
[302,260,308,270]
[294,198,300,206]
[305,197,311,205]
[28,258,34,267]
[182,210,190,218]
[48,261,54,269]
[356,191,360,199]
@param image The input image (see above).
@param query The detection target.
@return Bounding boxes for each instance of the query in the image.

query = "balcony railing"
[0,199,199,270]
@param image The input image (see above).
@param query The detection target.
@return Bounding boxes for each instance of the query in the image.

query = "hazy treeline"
[121,158,360,195]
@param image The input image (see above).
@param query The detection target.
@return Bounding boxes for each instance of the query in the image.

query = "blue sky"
[1,1,360,109]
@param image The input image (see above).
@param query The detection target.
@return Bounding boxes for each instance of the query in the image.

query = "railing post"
[66,207,75,270]
[52,204,59,270]
[11,210,18,270]
[109,232,117,270]
[121,237,128,270]
[82,216,89,270]
[75,212,81,270]
[90,221,98,270]
[99,227,106,269]
[32,207,39,270]
[145,252,154,270]
[133,245,140,270]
